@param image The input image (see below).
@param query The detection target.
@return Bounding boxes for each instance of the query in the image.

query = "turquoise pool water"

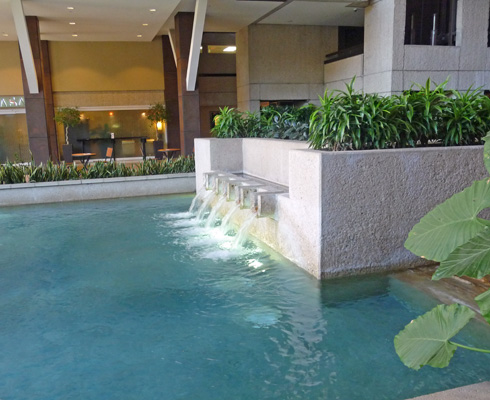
[1,195,489,400]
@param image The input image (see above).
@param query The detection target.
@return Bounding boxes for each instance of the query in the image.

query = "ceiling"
[0,0,364,42]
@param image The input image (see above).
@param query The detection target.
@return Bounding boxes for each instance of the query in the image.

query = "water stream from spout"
[195,190,215,221]
[233,211,257,248]
[189,187,207,213]
[220,203,241,234]
[205,196,227,229]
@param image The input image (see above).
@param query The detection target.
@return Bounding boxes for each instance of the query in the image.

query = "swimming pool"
[1,194,489,399]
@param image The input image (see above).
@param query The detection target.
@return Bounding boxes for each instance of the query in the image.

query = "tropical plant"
[0,155,195,184]
[54,107,81,144]
[440,87,490,146]
[403,79,450,145]
[147,103,169,141]
[211,106,245,138]
[394,134,490,370]
[147,102,169,125]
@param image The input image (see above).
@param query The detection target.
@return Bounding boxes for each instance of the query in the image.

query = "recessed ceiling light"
[69,22,76,25]
[149,9,156,12]
[142,23,149,26]
[223,46,237,52]
[67,6,74,10]
[72,34,78,37]
[2,33,8,37]
[137,35,143,38]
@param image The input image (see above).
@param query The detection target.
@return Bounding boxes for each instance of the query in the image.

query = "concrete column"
[175,12,201,155]
[19,16,58,164]
[162,35,181,149]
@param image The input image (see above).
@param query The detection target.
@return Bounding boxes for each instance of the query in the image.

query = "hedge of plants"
[211,79,490,150]
[0,156,195,185]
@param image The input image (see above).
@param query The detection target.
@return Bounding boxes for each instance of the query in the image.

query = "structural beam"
[10,0,39,94]
[168,29,178,68]
[186,0,207,91]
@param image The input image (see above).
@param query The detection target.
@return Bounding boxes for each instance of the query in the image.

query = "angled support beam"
[186,0,207,91]
[10,0,39,94]
[168,29,178,68]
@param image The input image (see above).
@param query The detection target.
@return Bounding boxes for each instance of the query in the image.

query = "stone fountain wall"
[195,138,487,279]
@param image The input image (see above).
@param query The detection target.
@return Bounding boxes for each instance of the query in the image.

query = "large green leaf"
[483,134,490,175]
[405,178,490,262]
[394,304,475,370]
[434,229,490,280]
[475,289,490,325]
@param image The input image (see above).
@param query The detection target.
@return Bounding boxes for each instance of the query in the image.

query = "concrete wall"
[326,0,490,94]
[324,55,364,92]
[49,40,165,108]
[0,173,195,206]
[195,138,487,279]
[237,24,337,111]
[194,138,309,191]
[242,138,309,186]
[316,146,486,277]
[363,0,397,95]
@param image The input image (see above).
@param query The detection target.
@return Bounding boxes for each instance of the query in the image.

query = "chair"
[104,147,113,162]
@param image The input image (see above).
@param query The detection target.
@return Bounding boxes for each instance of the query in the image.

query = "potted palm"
[147,102,169,143]
[54,107,81,162]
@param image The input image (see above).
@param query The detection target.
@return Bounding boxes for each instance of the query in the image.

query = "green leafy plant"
[147,103,169,141]
[394,134,490,370]
[0,156,195,185]
[211,106,245,138]
[54,107,81,144]
[147,103,169,125]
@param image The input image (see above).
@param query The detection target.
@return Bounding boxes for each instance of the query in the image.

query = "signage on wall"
[0,96,25,108]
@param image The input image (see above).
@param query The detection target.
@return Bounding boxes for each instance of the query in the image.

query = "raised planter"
[195,138,487,279]
[0,173,196,207]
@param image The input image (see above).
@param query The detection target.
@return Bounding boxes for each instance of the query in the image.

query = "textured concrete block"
[403,46,460,71]
[403,71,458,90]
[258,84,310,101]
[0,174,196,206]
[407,381,490,400]
[319,146,487,278]
[325,77,364,93]
[242,138,309,186]
[324,55,364,84]
[458,71,486,91]
[364,71,393,94]
[195,138,243,191]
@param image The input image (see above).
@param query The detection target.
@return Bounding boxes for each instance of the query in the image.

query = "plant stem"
[449,341,490,353]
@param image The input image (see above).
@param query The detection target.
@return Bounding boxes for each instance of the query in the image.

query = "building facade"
[0,0,489,163]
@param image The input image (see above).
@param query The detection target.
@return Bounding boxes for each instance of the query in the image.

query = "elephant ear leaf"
[394,304,475,370]
[476,289,490,325]
[405,179,490,262]
[483,134,490,175]
[434,229,490,280]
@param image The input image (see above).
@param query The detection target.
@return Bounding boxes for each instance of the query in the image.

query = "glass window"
[405,0,458,46]
[0,113,29,163]
[57,109,159,159]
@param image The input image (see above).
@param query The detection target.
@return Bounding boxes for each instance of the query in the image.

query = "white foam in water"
[164,212,193,220]
[167,219,200,228]
[244,307,281,328]
[201,249,239,261]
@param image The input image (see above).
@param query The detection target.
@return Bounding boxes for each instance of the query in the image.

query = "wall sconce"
[156,121,163,130]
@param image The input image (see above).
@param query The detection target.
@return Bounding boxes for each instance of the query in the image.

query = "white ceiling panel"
[0,0,365,43]
[259,1,364,26]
